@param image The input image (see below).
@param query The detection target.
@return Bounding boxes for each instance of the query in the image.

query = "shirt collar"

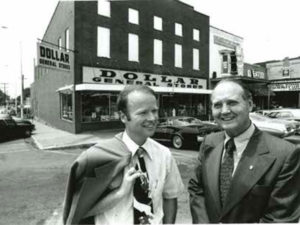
[122,131,153,160]
[225,122,255,145]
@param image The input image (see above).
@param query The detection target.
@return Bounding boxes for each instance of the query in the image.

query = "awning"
[56,85,74,93]
[75,84,212,94]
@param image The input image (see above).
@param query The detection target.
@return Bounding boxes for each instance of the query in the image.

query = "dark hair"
[213,78,253,100]
[117,85,156,119]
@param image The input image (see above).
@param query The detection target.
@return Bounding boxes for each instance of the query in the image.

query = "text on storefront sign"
[83,67,207,89]
[37,43,70,71]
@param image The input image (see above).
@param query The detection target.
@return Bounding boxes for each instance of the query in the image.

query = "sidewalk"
[31,119,122,150]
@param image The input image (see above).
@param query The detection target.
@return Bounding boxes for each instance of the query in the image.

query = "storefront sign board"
[269,82,300,91]
[82,67,207,89]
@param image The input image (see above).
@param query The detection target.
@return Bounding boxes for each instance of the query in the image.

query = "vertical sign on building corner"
[37,42,71,71]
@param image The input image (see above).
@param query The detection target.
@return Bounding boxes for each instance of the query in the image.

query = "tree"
[0,89,9,106]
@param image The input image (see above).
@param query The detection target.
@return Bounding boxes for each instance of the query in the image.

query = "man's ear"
[119,111,127,123]
[248,99,254,112]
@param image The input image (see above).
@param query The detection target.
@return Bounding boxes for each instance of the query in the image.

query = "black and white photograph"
[1,0,300,224]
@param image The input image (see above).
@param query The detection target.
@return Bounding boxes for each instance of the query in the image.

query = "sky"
[0,0,300,98]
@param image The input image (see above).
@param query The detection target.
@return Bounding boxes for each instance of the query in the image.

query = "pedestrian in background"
[188,78,300,223]
[62,85,184,224]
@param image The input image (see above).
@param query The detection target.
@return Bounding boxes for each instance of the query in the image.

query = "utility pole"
[20,42,24,119]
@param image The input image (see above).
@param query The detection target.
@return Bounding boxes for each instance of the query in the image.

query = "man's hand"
[85,166,141,218]
[118,166,141,196]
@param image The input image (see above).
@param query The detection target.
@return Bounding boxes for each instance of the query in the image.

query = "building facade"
[32,0,210,133]
[266,57,300,108]
[209,26,270,109]
[209,26,244,80]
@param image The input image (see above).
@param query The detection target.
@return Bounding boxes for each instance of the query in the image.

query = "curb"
[31,135,97,151]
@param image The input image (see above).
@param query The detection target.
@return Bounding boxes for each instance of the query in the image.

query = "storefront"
[269,80,300,108]
[58,67,211,131]
[33,0,211,133]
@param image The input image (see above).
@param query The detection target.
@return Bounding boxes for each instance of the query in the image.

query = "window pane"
[175,44,182,68]
[154,16,162,31]
[193,48,199,70]
[97,26,110,58]
[129,8,139,24]
[61,93,73,121]
[81,93,119,122]
[193,28,200,41]
[128,33,139,62]
[154,39,162,65]
[65,28,69,52]
[175,23,182,36]
[98,0,110,17]
[58,37,62,50]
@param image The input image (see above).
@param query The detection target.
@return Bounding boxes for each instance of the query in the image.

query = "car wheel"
[172,135,183,149]
[24,129,31,137]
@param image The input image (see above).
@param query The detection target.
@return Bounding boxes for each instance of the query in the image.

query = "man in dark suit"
[188,79,300,223]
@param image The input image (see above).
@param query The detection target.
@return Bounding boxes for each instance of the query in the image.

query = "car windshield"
[160,117,203,126]
[250,113,272,122]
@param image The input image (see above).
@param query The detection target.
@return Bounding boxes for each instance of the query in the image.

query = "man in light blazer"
[188,78,300,223]
[63,85,184,224]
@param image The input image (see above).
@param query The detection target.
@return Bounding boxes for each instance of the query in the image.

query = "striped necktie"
[219,138,235,207]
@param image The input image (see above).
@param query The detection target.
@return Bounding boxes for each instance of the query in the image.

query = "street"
[0,138,198,225]
[1,134,300,225]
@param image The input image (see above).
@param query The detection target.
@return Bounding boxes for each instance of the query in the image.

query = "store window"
[97,26,110,58]
[61,93,73,121]
[128,8,139,25]
[175,23,182,36]
[128,33,139,62]
[154,16,162,31]
[175,44,182,68]
[81,92,119,122]
[154,39,163,65]
[159,94,207,119]
[98,0,110,17]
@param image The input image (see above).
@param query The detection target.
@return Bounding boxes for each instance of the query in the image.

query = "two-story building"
[31,0,210,133]
[209,26,270,109]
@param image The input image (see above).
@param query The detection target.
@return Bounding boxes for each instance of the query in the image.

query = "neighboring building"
[209,26,270,109]
[263,56,300,108]
[32,0,210,133]
[209,26,244,80]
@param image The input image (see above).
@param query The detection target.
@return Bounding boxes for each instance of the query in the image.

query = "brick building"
[32,0,210,133]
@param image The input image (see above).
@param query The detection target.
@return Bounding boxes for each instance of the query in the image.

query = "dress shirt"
[95,131,184,224]
[223,123,255,175]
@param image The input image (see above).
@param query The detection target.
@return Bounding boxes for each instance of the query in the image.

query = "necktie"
[219,138,235,207]
[133,147,153,224]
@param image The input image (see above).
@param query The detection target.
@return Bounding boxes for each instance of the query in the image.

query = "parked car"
[152,116,221,149]
[0,114,35,142]
[263,108,300,134]
[249,112,295,138]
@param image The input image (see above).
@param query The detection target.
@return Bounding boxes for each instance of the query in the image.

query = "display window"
[61,93,73,121]
[159,94,207,119]
[81,92,119,122]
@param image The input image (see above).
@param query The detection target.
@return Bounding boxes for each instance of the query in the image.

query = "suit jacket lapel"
[221,129,276,217]
[204,133,224,215]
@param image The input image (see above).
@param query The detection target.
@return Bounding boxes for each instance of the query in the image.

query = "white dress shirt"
[94,131,184,224]
[223,123,255,175]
